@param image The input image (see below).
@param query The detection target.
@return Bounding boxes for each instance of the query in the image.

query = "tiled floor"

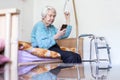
[1,62,120,80]
[18,62,120,80]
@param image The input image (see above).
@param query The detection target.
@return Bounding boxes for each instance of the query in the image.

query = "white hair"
[41,6,56,19]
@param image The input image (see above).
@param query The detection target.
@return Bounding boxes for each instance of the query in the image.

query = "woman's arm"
[64,12,70,25]
[31,23,57,49]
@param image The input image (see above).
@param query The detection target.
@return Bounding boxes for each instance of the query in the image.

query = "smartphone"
[60,24,67,31]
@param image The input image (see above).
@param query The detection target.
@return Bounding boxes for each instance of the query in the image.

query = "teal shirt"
[31,21,72,49]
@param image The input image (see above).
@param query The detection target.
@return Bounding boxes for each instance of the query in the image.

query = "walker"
[78,34,112,80]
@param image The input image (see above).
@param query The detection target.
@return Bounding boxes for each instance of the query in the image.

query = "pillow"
[0,55,10,65]
[60,46,76,53]
[0,54,10,74]
[0,39,5,52]
[18,41,61,58]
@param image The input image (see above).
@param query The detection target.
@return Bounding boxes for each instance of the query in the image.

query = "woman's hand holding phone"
[60,24,67,31]
[54,25,67,40]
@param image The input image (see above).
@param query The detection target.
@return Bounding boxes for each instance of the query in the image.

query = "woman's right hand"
[54,29,66,40]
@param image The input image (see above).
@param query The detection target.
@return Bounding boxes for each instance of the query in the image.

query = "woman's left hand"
[64,12,70,25]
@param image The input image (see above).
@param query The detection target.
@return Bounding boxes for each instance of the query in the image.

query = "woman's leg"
[49,44,82,63]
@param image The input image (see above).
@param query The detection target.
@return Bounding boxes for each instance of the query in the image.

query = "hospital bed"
[0,8,84,80]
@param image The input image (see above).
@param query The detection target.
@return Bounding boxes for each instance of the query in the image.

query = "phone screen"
[60,24,67,30]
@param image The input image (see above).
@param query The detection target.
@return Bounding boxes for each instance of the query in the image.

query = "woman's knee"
[73,53,82,63]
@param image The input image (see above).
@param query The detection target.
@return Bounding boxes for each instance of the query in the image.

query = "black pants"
[49,44,82,63]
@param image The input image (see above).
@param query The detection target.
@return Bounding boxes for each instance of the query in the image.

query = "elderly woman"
[31,6,82,63]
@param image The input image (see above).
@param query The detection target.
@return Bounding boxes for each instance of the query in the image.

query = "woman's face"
[43,9,56,26]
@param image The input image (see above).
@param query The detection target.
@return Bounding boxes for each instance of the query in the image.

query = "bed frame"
[0,8,19,80]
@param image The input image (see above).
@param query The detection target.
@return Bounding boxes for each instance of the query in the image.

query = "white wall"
[0,0,33,41]
[33,0,120,65]
[77,0,120,66]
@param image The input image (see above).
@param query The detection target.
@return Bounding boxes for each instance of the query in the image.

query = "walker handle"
[78,34,94,38]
